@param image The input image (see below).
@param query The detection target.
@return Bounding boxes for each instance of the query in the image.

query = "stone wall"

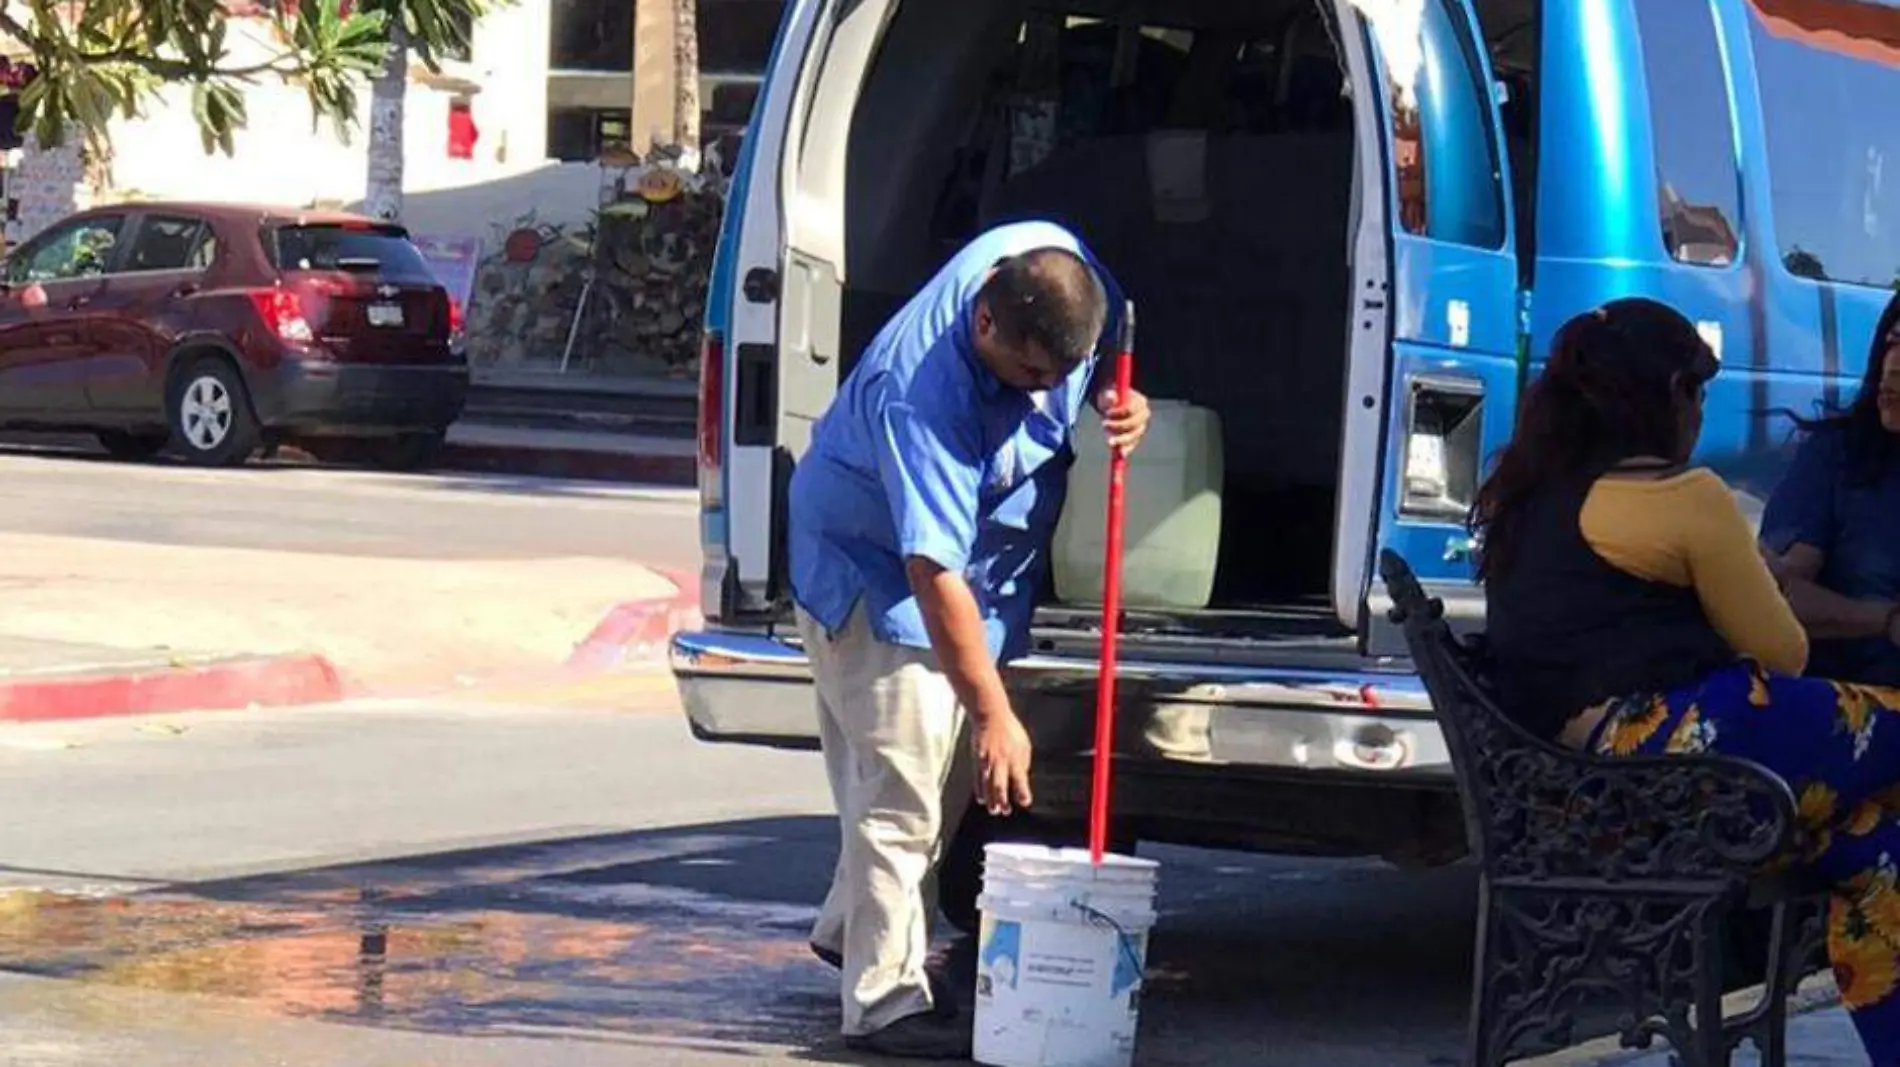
[464,149,729,380]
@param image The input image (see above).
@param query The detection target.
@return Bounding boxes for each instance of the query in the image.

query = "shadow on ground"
[0,817,845,1051]
[0,819,1499,1064]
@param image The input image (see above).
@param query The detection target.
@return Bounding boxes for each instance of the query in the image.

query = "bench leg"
[1467,884,1743,1067]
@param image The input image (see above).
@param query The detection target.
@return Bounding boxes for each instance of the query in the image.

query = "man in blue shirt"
[788,220,1149,1058]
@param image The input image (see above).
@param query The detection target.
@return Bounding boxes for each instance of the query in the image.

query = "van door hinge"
[743,268,780,304]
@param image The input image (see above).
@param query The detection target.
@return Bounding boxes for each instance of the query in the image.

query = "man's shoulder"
[972,219,1089,258]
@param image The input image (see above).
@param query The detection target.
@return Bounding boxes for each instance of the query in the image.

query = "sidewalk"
[1525,979,1860,1066]
[0,532,691,721]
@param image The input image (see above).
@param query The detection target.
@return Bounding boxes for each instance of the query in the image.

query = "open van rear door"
[1343,0,1524,657]
[714,0,889,622]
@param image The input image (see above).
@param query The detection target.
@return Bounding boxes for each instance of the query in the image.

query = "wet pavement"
[0,696,1704,1067]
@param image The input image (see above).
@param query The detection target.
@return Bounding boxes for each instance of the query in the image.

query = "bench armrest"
[1477,730,1800,885]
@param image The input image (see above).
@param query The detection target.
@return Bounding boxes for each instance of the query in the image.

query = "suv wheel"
[169,359,260,468]
[96,430,169,462]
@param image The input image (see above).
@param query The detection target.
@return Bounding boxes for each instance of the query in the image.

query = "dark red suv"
[0,202,468,468]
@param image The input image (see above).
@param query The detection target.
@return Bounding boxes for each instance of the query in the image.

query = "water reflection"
[0,819,842,1046]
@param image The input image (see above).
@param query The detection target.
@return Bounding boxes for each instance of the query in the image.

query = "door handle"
[65,295,91,310]
[172,282,201,298]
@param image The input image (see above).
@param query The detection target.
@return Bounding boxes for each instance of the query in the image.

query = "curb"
[438,440,695,487]
[566,567,704,673]
[0,653,346,724]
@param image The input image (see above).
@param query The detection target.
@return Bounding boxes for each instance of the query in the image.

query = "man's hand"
[1095,387,1152,455]
[906,556,1034,815]
[974,712,1034,816]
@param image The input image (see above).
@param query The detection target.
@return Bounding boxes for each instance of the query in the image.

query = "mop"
[1089,299,1136,865]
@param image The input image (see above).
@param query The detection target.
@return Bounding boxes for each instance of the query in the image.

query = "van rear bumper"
[669,626,1453,780]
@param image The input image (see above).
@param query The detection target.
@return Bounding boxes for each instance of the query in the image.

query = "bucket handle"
[1071,900,1146,982]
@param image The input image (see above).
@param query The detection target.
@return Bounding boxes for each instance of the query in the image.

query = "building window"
[551,0,634,72]
[1633,0,1740,268]
[1386,0,1506,249]
[697,0,784,75]
[1749,3,1900,288]
[548,107,632,162]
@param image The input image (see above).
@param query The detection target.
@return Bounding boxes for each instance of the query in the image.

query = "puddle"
[0,835,843,1046]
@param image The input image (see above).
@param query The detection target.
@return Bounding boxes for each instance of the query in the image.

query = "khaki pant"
[799,605,974,1036]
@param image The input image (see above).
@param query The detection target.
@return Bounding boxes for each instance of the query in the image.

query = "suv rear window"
[268,224,436,283]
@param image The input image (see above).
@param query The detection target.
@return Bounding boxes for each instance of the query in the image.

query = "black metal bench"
[1377,548,1830,1067]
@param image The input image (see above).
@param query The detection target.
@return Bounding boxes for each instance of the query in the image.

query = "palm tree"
[359,0,486,222]
[672,0,698,154]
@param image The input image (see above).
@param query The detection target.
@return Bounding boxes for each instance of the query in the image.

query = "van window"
[1390,0,1506,250]
[1633,0,1740,268]
[1749,6,1900,288]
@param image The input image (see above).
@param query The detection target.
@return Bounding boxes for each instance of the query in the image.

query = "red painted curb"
[439,442,695,487]
[567,568,704,673]
[0,653,346,724]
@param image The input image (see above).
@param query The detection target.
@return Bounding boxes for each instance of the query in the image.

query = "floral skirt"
[1589,660,1900,1064]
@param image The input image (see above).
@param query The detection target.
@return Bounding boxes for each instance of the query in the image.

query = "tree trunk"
[671,0,699,154]
[364,20,410,222]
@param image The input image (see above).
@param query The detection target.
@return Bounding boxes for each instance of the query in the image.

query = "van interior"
[838,0,1361,640]
[814,0,1542,644]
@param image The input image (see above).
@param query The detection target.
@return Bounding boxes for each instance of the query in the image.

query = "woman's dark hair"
[1470,297,1719,582]
[1789,288,1900,484]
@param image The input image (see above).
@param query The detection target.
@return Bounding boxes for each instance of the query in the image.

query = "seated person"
[1761,290,1900,687]
[1469,297,1900,1061]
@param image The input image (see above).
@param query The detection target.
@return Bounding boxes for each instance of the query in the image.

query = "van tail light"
[248,288,314,343]
[698,328,725,507]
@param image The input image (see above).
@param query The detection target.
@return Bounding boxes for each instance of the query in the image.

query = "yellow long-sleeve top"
[1579,469,1809,677]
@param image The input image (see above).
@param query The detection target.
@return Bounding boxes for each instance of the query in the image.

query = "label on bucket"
[973,909,1149,1067]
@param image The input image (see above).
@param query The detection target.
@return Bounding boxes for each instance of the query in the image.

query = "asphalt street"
[0,444,702,566]
[0,695,1489,1067]
[0,446,1796,1067]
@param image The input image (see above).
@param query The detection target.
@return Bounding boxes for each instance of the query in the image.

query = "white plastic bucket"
[972,843,1160,1067]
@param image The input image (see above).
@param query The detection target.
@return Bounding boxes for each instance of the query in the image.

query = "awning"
[1747,0,1900,66]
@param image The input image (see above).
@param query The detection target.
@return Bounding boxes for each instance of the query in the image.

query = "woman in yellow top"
[1472,298,1900,1062]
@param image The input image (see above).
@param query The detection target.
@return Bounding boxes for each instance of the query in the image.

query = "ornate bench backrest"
[1376,548,1530,866]
[1376,548,1798,884]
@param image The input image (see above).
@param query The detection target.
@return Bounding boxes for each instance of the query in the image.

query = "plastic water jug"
[1051,399,1223,610]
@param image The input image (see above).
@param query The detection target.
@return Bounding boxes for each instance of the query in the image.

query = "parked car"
[677,0,1894,928]
[0,201,468,468]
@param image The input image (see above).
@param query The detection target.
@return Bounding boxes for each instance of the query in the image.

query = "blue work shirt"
[787,221,1122,664]
[1760,425,1900,687]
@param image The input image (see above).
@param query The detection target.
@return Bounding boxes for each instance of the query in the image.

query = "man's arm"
[872,392,1034,815]
[907,558,1033,814]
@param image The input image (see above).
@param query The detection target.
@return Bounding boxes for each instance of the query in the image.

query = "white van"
[671,0,1881,926]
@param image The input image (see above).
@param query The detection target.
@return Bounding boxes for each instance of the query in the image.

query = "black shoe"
[813,944,962,1019]
[843,1010,973,1060]
[811,942,843,969]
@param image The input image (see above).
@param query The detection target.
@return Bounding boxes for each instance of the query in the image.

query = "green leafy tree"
[0,0,484,175]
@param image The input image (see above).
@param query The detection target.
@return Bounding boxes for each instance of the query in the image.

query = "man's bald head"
[973,248,1108,390]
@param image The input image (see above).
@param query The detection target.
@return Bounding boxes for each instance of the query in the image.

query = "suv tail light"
[248,288,314,343]
[698,329,725,508]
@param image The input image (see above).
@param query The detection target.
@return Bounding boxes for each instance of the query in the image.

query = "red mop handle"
[1088,300,1136,866]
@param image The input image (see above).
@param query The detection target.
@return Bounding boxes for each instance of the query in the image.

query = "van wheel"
[168,359,260,468]
[96,430,169,462]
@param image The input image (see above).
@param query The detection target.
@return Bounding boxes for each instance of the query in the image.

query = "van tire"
[168,358,260,468]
